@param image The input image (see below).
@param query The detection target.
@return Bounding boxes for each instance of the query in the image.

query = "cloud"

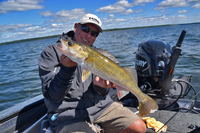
[102,14,127,27]
[160,10,167,13]
[178,10,187,13]
[96,0,154,14]
[122,9,134,14]
[0,23,73,42]
[116,0,132,7]
[171,15,187,21]
[0,24,32,34]
[133,0,155,6]
[39,10,53,17]
[24,26,46,32]
[55,8,86,19]
[102,12,193,30]
[135,15,169,24]
[0,0,44,14]
[192,3,200,9]
[187,0,200,3]
[0,8,89,43]
[96,4,127,13]
[177,15,187,19]
[0,23,33,42]
[40,8,87,23]
[155,0,189,10]
[115,18,127,22]
[135,9,143,13]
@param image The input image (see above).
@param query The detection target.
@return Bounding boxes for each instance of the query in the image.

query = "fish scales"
[57,37,158,117]
[84,47,144,100]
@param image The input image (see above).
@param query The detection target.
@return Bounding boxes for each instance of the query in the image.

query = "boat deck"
[128,107,200,133]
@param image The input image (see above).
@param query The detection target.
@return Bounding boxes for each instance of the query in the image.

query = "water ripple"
[0,24,200,111]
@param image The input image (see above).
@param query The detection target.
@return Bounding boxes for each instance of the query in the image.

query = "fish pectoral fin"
[116,85,130,100]
[82,69,91,82]
[124,67,138,83]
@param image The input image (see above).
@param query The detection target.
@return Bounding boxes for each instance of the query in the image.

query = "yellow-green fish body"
[57,37,158,117]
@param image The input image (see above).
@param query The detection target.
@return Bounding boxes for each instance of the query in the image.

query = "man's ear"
[74,23,78,33]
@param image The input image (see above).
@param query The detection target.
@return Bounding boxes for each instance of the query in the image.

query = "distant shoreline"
[1,22,200,45]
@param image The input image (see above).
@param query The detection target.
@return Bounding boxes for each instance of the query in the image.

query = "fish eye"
[68,41,73,46]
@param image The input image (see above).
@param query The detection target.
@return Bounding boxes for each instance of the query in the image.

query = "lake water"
[0,23,200,111]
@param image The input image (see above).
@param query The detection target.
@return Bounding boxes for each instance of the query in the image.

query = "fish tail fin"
[139,94,158,117]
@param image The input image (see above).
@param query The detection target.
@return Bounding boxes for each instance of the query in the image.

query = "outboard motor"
[135,30,186,97]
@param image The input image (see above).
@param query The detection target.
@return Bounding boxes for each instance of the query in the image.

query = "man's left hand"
[93,76,115,89]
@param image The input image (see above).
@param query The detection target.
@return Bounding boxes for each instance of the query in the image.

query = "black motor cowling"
[135,40,171,92]
[135,30,186,96]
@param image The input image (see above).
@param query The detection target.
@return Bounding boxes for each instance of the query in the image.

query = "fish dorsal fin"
[94,47,120,64]
[82,69,91,82]
[124,67,138,83]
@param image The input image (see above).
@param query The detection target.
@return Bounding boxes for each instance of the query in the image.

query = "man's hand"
[93,76,115,89]
[60,54,77,67]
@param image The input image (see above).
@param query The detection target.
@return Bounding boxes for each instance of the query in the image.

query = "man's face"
[73,23,99,46]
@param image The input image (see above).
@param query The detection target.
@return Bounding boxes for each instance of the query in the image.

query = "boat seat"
[41,119,53,133]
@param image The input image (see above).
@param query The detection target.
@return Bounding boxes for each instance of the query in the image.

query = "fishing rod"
[157,90,200,133]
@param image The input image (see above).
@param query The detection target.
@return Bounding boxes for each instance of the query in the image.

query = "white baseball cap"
[78,14,103,32]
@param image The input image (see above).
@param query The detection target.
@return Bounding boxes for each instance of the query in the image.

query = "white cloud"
[135,9,143,13]
[55,9,85,18]
[123,9,134,14]
[187,0,200,3]
[102,12,195,30]
[160,10,167,12]
[0,24,32,34]
[0,0,44,14]
[43,8,87,23]
[102,14,127,27]
[96,0,153,14]
[24,26,47,32]
[177,15,187,19]
[192,3,200,9]
[39,10,54,17]
[133,0,155,6]
[115,18,127,22]
[155,0,189,10]
[178,10,187,13]
[96,5,126,13]
[0,23,72,43]
[116,0,132,7]
[108,14,115,18]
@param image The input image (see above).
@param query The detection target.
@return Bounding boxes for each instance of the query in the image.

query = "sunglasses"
[79,24,99,37]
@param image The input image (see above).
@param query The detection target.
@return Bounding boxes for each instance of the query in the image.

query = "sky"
[0,0,200,43]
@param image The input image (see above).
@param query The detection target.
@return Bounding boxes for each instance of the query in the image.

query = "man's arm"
[39,44,76,103]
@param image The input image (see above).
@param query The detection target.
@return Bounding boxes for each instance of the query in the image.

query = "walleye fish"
[56,37,158,117]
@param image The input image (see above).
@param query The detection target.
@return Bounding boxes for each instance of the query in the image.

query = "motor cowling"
[135,40,172,92]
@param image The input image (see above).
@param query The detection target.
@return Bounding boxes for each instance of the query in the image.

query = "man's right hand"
[60,54,77,67]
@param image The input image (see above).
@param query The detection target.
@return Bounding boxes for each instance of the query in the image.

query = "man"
[39,13,146,133]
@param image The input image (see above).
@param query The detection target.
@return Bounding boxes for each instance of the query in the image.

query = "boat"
[1,30,200,133]
[0,76,200,133]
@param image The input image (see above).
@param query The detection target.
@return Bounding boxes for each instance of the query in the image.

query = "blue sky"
[0,0,200,43]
